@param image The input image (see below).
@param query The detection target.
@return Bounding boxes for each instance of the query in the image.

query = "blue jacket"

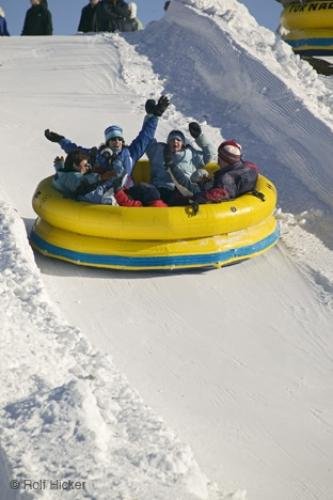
[146,133,215,191]
[52,170,100,199]
[58,115,158,186]
[53,115,158,204]
[0,16,9,36]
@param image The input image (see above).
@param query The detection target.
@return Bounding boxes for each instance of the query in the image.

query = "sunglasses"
[109,136,123,141]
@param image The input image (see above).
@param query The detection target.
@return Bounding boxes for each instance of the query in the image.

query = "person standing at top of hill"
[21,0,53,36]
[122,2,143,32]
[94,0,132,33]
[77,0,100,33]
[0,6,10,36]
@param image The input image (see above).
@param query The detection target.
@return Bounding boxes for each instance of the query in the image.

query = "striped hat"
[218,140,242,164]
[104,125,124,142]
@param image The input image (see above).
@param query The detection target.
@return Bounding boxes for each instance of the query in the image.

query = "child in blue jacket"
[52,150,135,205]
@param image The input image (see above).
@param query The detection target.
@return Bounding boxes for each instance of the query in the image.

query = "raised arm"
[128,96,170,164]
[44,129,92,156]
[188,122,215,167]
[128,115,158,164]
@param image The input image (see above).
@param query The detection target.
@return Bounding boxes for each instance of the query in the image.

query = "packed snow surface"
[0,1,332,499]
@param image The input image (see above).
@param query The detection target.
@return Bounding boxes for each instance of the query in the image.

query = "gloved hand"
[190,168,209,184]
[205,187,229,203]
[45,129,64,143]
[145,95,170,117]
[100,147,114,161]
[145,99,157,115]
[189,122,202,139]
[155,95,170,116]
[53,156,64,171]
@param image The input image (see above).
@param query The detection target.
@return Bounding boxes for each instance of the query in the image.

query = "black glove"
[155,95,170,116]
[187,199,200,216]
[145,99,157,115]
[189,122,202,139]
[44,129,64,143]
[145,95,170,117]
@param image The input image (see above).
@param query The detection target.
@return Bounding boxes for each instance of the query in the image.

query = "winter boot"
[115,189,142,207]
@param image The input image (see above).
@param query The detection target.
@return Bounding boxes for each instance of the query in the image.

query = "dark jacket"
[78,3,99,33]
[21,5,53,36]
[213,160,258,198]
[94,0,131,32]
[0,16,9,36]
[196,160,259,203]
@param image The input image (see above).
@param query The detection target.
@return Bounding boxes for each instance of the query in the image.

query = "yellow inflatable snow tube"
[30,161,279,271]
[281,1,333,30]
[280,1,333,55]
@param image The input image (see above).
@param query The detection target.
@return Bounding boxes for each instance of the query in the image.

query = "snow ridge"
[179,0,333,130]
[0,202,236,500]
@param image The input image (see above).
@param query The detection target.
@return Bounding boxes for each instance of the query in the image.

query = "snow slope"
[0,0,333,499]
[0,203,213,500]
